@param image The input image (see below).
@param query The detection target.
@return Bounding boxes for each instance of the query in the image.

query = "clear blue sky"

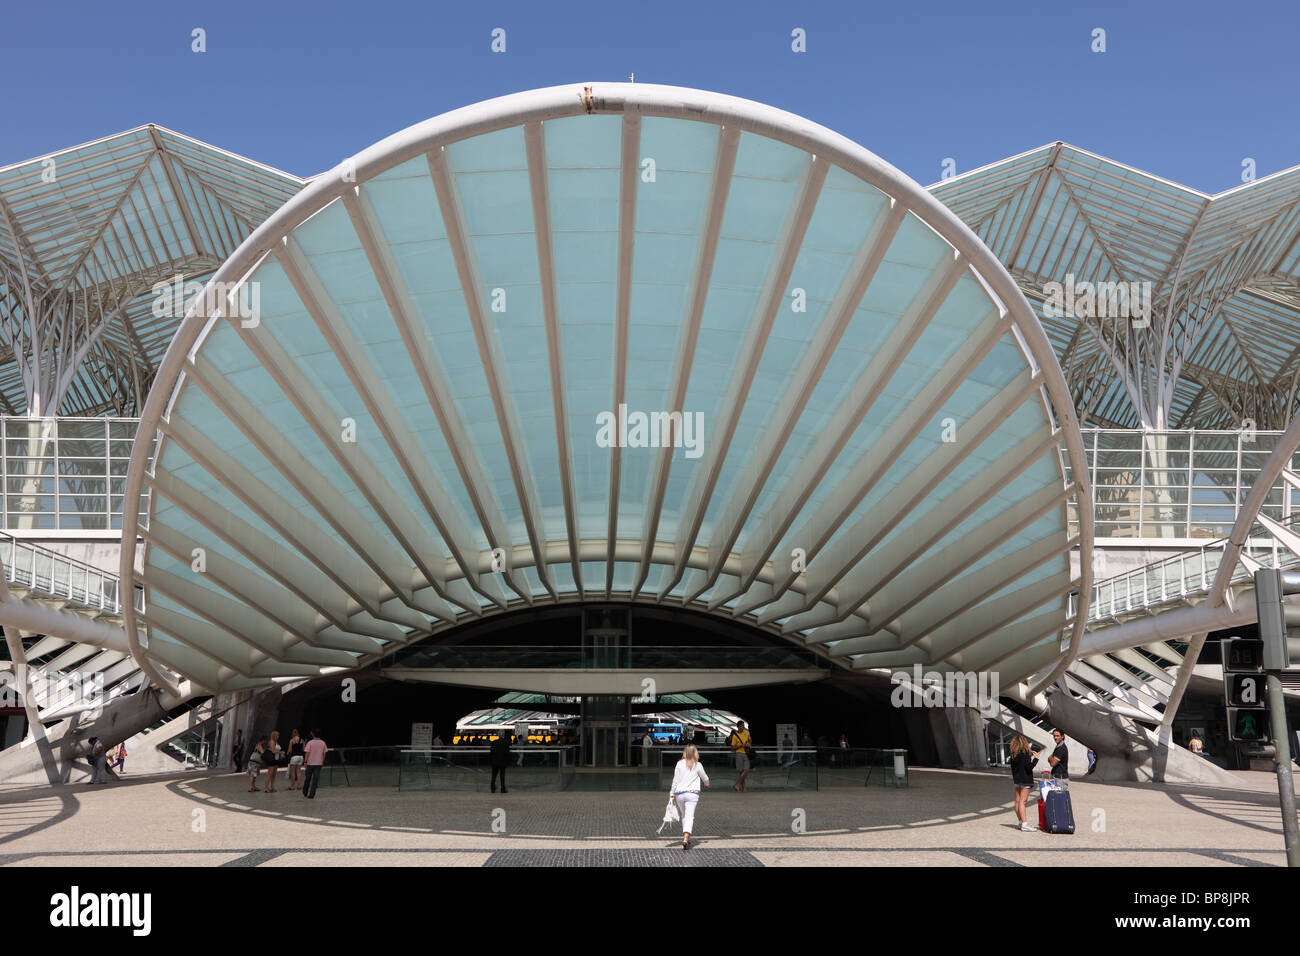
[4,0,1297,193]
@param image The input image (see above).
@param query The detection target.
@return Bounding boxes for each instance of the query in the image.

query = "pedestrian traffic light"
[1222,637,1264,673]
[1228,707,1268,742]
[1252,569,1300,670]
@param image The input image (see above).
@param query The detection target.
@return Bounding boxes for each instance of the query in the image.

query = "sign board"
[1226,674,1267,708]
[1227,707,1268,742]
[1221,638,1265,673]
[411,722,433,749]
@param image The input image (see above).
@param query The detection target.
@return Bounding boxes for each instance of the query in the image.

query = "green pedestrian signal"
[1228,707,1267,742]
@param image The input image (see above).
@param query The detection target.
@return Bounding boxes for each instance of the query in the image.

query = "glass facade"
[0,418,154,531]
[1068,428,1298,539]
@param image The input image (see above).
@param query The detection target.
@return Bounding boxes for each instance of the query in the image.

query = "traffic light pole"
[1265,670,1299,867]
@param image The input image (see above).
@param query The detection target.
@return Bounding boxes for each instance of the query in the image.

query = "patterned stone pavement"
[0,767,1292,867]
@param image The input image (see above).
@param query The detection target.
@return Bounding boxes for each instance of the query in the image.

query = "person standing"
[668,744,710,850]
[1008,736,1039,831]
[247,737,267,792]
[302,729,327,798]
[87,737,107,784]
[231,728,245,772]
[286,729,305,791]
[490,731,511,793]
[729,720,753,792]
[1048,729,1070,779]
[640,728,654,767]
[264,730,283,793]
[515,722,528,766]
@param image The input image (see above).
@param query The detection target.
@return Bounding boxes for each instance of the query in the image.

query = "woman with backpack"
[1008,735,1039,832]
[667,744,710,850]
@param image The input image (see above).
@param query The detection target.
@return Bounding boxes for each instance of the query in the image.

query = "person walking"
[490,730,511,793]
[231,728,245,772]
[302,729,327,799]
[1048,729,1070,779]
[286,729,305,791]
[729,720,753,792]
[668,744,710,850]
[1008,735,1039,831]
[110,742,127,774]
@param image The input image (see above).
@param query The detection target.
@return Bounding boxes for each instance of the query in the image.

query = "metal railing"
[0,529,140,614]
[1074,511,1300,622]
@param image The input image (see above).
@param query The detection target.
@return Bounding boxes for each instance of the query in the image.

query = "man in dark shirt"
[489,732,511,794]
[1048,729,1069,779]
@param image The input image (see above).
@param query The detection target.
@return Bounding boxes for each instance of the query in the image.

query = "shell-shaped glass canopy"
[121,84,1092,694]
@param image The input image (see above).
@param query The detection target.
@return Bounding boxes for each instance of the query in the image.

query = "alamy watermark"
[49,886,150,936]
[890,664,1000,717]
[1041,274,1152,328]
[595,404,704,459]
[0,669,103,718]
[151,274,261,327]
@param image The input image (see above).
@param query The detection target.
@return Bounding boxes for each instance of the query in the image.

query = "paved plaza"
[0,768,1292,867]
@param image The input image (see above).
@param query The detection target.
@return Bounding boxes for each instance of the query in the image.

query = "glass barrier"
[285,744,909,791]
[398,747,570,791]
[658,746,906,790]
[315,745,403,788]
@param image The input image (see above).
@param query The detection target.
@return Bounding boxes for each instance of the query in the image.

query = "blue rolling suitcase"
[1038,777,1075,834]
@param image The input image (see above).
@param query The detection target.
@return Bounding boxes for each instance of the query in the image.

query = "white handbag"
[657,797,681,834]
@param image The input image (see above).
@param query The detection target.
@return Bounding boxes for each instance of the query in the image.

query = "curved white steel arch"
[119,83,1093,694]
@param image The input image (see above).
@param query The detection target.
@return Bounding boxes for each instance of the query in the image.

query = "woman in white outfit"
[668,744,710,850]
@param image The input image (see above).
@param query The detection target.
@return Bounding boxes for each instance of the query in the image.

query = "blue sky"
[3,0,1297,193]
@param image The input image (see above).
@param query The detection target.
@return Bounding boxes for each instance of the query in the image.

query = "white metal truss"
[933,145,1300,430]
[0,127,302,416]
